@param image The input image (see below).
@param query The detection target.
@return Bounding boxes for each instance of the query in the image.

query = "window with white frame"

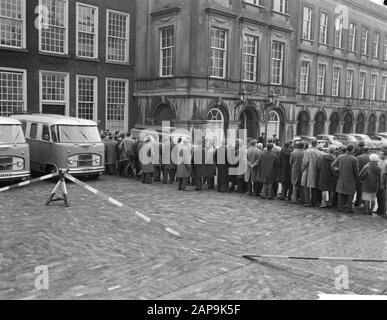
[299,61,310,94]
[360,27,368,55]
[302,7,312,40]
[77,76,97,121]
[106,78,128,132]
[0,0,25,49]
[346,70,354,98]
[348,23,356,52]
[381,77,387,101]
[334,17,343,48]
[76,3,98,59]
[332,67,341,97]
[384,35,387,60]
[210,27,227,78]
[40,71,68,114]
[0,68,26,116]
[372,32,380,58]
[39,0,68,54]
[370,74,377,100]
[106,10,130,63]
[160,26,174,77]
[242,35,258,82]
[319,12,328,44]
[359,72,366,99]
[316,64,326,96]
[273,0,287,14]
[271,41,284,85]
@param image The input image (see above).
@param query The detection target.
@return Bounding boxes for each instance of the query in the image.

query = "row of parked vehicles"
[294,133,387,152]
[0,114,105,184]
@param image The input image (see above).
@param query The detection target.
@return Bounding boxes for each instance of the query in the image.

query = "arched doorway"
[314,112,325,136]
[239,108,258,139]
[379,115,386,133]
[155,104,176,126]
[206,107,226,147]
[329,112,340,135]
[266,110,280,141]
[297,111,310,136]
[368,114,376,134]
[356,114,365,133]
[343,113,353,134]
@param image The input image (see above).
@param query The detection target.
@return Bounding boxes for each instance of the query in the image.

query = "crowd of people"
[100,129,387,219]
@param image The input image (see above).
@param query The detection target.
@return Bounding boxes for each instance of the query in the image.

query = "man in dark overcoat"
[175,138,192,191]
[215,141,229,193]
[104,135,118,175]
[257,143,279,200]
[355,146,371,207]
[245,140,260,196]
[316,146,337,208]
[290,141,305,204]
[278,142,292,201]
[203,139,216,190]
[192,141,206,191]
[331,144,359,213]
[161,137,176,184]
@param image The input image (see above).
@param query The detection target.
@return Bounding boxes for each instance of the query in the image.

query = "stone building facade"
[134,0,299,145]
[295,0,387,137]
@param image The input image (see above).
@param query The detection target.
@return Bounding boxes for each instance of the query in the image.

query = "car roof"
[0,116,22,125]
[11,114,97,126]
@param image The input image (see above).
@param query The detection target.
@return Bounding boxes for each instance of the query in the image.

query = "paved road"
[0,175,386,300]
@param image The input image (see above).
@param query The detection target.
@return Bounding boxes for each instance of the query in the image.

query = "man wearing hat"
[331,144,359,213]
[290,141,305,204]
[141,136,155,184]
[359,153,381,215]
[377,147,387,217]
[355,141,366,157]
[355,146,371,207]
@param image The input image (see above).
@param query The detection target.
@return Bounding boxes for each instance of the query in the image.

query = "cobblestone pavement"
[1,175,387,300]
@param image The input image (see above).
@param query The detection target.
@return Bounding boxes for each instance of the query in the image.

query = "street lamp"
[264,89,278,145]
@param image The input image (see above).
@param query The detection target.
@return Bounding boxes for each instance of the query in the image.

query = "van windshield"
[0,125,26,144]
[58,125,101,143]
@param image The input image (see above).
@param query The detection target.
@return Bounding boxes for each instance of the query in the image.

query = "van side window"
[21,121,27,134]
[50,126,58,143]
[30,123,38,139]
[42,125,50,141]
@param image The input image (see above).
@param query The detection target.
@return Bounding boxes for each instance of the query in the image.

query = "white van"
[0,116,30,182]
[12,114,105,177]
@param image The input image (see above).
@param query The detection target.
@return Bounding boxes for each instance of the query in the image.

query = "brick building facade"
[0,0,136,132]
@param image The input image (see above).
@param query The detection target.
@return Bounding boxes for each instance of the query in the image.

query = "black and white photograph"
[1,0,387,305]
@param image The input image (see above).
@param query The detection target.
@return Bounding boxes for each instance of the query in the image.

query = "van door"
[39,124,52,173]
[28,123,42,172]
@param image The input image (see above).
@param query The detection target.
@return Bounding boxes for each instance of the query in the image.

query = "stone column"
[339,121,345,134]
[309,121,315,137]
[324,121,330,135]
[364,121,369,134]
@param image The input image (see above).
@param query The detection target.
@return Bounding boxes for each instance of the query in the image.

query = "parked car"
[316,134,343,147]
[377,132,387,139]
[334,134,359,147]
[293,136,316,144]
[317,140,334,153]
[369,134,387,147]
[347,133,382,150]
